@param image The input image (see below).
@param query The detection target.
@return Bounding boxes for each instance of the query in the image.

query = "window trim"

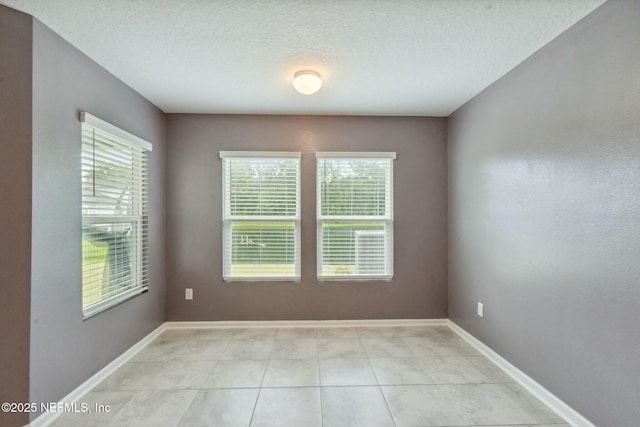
[220,151,300,159]
[220,151,302,282]
[81,112,152,151]
[316,152,395,281]
[316,152,397,160]
[80,112,152,319]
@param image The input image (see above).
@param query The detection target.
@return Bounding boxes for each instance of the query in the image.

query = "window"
[317,152,396,280]
[81,113,151,317]
[221,152,301,281]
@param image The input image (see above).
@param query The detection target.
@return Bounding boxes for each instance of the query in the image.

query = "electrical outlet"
[477,302,484,317]
[185,288,193,300]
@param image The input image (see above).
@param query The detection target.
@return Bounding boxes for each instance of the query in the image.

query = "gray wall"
[0,6,32,427]
[447,1,640,426]
[166,115,447,320]
[29,19,166,416]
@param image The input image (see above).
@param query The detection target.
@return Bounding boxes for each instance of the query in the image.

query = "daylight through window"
[221,151,301,281]
[81,113,151,317]
[317,152,395,280]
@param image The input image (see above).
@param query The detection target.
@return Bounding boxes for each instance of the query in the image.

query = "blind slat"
[81,117,151,317]
[222,155,300,280]
[317,157,394,280]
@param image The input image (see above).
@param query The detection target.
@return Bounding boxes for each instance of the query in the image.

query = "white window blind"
[81,113,151,318]
[317,152,395,280]
[221,152,301,281]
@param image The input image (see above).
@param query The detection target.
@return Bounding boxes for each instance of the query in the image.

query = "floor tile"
[275,327,317,339]
[443,383,536,425]
[177,388,259,427]
[319,358,378,386]
[317,327,359,338]
[321,386,395,427]
[262,359,319,387]
[356,326,402,338]
[133,339,190,362]
[94,362,154,391]
[193,328,240,341]
[413,325,459,337]
[318,338,367,358]
[503,382,566,424]
[465,355,514,383]
[250,387,321,427]
[158,329,198,340]
[202,360,267,388]
[382,385,470,427]
[80,325,566,427]
[49,391,135,427]
[427,334,481,356]
[220,339,274,360]
[361,337,415,358]
[232,328,277,340]
[96,361,215,390]
[181,339,229,361]
[270,338,317,359]
[401,337,440,358]
[395,325,445,338]
[109,389,197,427]
[431,340,480,357]
[434,325,458,334]
[423,356,492,384]
[149,361,216,390]
[370,358,436,385]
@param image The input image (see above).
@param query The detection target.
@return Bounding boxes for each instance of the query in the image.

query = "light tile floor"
[51,325,570,427]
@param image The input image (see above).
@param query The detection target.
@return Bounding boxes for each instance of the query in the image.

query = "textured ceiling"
[2,0,605,116]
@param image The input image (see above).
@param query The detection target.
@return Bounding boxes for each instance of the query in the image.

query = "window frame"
[80,112,152,319]
[220,151,302,282]
[316,152,396,281]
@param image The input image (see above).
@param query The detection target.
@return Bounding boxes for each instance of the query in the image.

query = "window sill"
[317,275,393,282]
[223,277,301,283]
[83,286,148,320]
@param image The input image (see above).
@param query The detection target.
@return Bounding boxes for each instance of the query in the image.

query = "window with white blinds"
[81,112,151,318]
[317,152,395,280]
[221,151,301,281]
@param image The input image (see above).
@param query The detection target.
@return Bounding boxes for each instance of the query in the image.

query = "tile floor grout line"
[92,391,135,427]
[317,335,325,427]
[259,338,275,389]
[364,354,398,427]
[246,387,262,427]
[170,389,200,427]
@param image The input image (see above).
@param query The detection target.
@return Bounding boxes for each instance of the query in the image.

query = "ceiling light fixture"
[293,70,322,95]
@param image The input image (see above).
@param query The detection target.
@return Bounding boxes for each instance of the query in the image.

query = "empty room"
[0,0,638,426]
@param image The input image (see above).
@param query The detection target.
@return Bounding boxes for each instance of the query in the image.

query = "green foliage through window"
[222,154,301,280]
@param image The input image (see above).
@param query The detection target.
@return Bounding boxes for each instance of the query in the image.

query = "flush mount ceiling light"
[293,70,322,95]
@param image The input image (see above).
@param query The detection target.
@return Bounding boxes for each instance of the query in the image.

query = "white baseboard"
[164,318,448,329]
[29,323,166,427]
[447,320,595,427]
